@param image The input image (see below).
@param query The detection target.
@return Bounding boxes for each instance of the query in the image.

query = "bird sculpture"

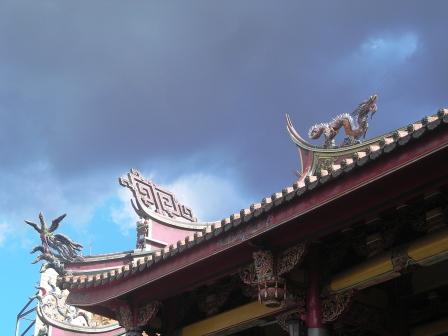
[25,212,83,274]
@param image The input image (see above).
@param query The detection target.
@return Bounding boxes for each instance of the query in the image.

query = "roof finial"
[308,94,378,148]
[25,213,83,275]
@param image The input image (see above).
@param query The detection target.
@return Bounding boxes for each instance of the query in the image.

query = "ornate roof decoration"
[239,243,307,308]
[25,212,83,275]
[308,94,377,149]
[119,169,197,223]
[36,269,120,333]
[59,108,448,290]
[286,97,444,181]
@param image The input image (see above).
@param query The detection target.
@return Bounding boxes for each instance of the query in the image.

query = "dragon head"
[308,124,325,139]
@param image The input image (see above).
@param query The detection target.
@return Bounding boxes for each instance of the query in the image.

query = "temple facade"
[25,102,448,336]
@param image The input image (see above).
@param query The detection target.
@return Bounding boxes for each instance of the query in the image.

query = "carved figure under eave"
[25,212,83,275]
[308,94,378,148]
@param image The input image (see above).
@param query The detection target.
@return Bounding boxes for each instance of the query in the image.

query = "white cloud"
[360,33,419,63]
[0,223,12,246]
[164,173,252,221]
[111,188,137,236]
[334,32,420,87]
[0,160,118,248]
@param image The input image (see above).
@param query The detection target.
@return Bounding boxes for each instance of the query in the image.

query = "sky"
[1,0,447,333]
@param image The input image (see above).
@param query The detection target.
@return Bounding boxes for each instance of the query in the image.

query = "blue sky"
[1,0,447,333]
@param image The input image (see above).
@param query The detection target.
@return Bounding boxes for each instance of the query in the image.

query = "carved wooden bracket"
[276,308,306,333]
[322,290,355,323]
[240,243,307,284]
[198,285,233,317]
[252,250,286,307]
[114,301,160,335]
[239,243,307,308]
[391,248,418,273]
[198,292,229,317]
[253,250,275,281]
[277,243,308,276]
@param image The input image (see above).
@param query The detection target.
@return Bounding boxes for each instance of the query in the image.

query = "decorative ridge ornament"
[308,94,378,148]
[286,95,385,181]
[25,212,83,275]
[119,169,198,223]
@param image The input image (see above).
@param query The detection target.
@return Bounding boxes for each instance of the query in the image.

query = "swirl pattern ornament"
[240,243,307,308]
[322,290,355,323]
[253,250,275,281]
[114,301,160,334]
[277,243,307,276]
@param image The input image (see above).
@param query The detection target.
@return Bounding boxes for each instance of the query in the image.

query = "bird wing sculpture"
[25,212,83,275]
[48,213,66,233]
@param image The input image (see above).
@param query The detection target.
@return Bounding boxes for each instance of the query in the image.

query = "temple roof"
[58,108,448,291]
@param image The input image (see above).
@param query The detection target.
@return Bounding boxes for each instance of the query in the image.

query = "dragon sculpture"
[25,212,83,275]
[309,94,378,148]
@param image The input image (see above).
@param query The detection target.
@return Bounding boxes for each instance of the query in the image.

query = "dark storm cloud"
[0,0,447,225]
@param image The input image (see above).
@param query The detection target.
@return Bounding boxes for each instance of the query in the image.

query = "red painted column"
[306,246,328,336]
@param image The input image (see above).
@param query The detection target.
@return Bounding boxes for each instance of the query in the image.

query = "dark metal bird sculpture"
[25,212,83,274]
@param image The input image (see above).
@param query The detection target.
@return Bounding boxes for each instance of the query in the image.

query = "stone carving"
[36,273,118,330]
[322,290,355,323]
[308,95,378,148]
[37,326,48,336]
[89,314,118,327]
[316,158,336,172]
[25,213,83,275]
[119,169,197,222]
[136,219,150,249]
[37,283,89,327]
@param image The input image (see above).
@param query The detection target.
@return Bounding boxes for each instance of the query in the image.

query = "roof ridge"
[59,109,448,288]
